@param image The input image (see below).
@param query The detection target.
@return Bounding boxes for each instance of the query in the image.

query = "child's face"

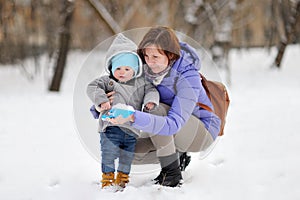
[113,66,135,82]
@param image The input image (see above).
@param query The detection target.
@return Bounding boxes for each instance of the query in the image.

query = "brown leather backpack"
[197,74,230,136]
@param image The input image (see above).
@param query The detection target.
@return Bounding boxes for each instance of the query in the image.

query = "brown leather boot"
[101,172,115,188]
[115,172,129,188]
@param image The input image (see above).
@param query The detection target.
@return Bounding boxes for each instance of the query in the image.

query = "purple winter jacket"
[132,42,221,140]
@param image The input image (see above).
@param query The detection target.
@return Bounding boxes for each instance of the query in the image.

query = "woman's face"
[144,44,169,74]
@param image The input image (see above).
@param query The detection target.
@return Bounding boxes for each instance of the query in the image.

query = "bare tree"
[209,0,235,85]
[274,0,300,68]
[49,0,75,91]
[183,0,238,85]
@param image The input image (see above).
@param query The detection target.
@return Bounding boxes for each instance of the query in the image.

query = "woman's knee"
[183,130,214,152]
[173,116,214,152]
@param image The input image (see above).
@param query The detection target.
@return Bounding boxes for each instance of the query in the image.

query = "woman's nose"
[146,56,152,63]
[147,58,155,65]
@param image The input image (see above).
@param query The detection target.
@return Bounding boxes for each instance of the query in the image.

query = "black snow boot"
[179,152,191,171]
[154,152,191,184]
[155,153,182,187]
[153,171,163,184]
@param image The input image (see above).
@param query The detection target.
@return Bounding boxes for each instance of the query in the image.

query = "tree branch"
[86,0,122,34]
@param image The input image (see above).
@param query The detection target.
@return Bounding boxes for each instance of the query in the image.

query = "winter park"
[1,1,300,200]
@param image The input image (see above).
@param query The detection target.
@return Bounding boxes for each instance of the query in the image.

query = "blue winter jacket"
[132,42,221,140]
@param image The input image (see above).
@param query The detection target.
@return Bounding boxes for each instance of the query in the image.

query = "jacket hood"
[105,34,143,77]
[172,42,201,72]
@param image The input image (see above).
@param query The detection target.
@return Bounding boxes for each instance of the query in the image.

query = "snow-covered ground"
[1,45,300,200]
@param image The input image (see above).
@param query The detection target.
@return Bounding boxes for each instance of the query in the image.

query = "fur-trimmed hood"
[104,34,143,78]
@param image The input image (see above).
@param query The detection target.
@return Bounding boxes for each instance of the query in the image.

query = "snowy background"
[1,45,300,200]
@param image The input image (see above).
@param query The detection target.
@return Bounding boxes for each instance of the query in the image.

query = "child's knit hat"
[111,52,139,76]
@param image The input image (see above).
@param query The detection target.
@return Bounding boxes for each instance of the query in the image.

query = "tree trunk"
[49,0,74,92]
[274,1,300,68]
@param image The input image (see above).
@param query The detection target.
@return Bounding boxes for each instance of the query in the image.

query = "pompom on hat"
[111,52,139,77]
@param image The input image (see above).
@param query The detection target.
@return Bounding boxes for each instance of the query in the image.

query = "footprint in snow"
[48,180,60,188]
[210,158,225,167]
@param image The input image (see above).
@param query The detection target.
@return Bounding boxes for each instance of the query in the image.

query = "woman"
[110,27,221,187]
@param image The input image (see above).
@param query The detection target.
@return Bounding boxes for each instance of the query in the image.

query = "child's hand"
[100,101,111,111]
[145,102,155,111]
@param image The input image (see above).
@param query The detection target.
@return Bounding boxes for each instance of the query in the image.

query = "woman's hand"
[106,91,115,104]
[108,114,134,124]
[144,102,155,111]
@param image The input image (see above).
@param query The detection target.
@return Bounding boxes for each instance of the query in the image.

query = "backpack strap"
[196,102,213,112]
[197,73,213,113]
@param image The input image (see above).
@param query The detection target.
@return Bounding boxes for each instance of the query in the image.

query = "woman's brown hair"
[137,26,180,64]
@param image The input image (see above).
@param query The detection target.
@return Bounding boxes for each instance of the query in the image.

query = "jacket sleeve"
[86,76,110,106]
[132,69,201,135]
[143,80,160,106]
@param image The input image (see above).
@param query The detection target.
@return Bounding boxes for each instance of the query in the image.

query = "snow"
[1,45,300,200]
